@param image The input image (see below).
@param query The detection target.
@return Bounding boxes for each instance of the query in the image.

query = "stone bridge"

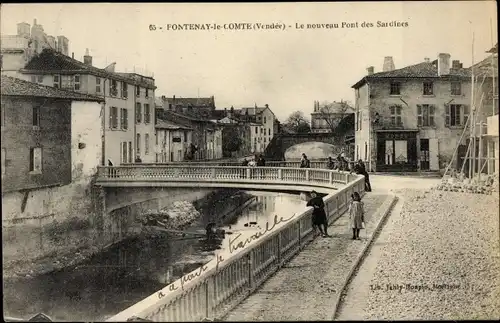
[265,115,355,160]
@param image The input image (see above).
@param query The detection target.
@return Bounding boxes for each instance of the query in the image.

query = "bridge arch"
[284,141,339,160]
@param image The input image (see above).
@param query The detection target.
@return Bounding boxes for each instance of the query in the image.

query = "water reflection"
[2,190,304,322]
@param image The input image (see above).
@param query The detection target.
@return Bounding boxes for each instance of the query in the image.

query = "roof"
[471,54,498,78]
[155,119,193,130]
[162,96,215,107]
[21,48,156,89]
[312,102,355,114]
[238,107,266,115]
[352,60,472,89]
[1,75,104,102]
[486,43,498,54]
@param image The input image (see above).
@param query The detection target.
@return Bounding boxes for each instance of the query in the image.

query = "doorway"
[420,139,430,170]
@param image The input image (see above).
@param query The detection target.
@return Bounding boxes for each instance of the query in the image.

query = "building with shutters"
[1,75,104,193]
[15,48,157,165]
[352,54,473,172]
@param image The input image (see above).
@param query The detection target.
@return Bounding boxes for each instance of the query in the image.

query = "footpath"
[222,193,395,321]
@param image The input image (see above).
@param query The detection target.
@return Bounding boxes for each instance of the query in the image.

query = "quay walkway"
[102,165,366,322]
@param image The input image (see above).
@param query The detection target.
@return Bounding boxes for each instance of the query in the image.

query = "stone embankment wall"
[2,179,216,278]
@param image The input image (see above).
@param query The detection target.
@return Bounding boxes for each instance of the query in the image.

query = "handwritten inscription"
[229,213,296,254]
[158,254,225,299]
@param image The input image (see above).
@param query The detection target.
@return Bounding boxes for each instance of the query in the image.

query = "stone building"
[155,120,194,162]
[310,100,355,133]
[16,48,157,165]
[1,19,69,77]
[352,54,473,172]
[1,75,105,264]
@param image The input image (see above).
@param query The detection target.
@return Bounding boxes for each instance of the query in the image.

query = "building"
[155,120,193,162]
[1,19,69,77]
[310,100,355,133]
[1,75,104,194]
[15,48,157,165]
[161,95,216,117]
[352,54,473,172]
[217,104,278,155]
[155,106,223,161]
[472,44,498,175]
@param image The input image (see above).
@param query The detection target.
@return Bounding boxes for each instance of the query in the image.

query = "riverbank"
[3,189,254,282]
[337,188,500,320]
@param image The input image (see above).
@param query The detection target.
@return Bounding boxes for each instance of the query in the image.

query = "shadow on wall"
[284,141,342,160]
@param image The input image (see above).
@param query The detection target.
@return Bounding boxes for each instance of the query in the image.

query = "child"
[348,192,365,240]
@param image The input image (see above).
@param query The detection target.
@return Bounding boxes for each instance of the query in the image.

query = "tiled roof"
[162,96,215,107]
[472,54,498,78]
[155,119,192,130]
[21,49,156,89]
[352,61,472,89]
[238,107,266,115]
[1,75,104,102]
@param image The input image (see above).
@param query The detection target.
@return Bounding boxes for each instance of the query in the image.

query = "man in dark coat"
[306,190,329,237]
[353,159,372,192]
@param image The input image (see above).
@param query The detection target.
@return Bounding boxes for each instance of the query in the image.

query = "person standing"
[241,158,249,166]
[306,190,329,237]
[256,155,266,167]
[326,156,335,170]
[300,153,311,168]
[348,192,365,240]
[353,159,372,192]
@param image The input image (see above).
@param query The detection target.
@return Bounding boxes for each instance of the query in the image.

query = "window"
[110,80,118,97]
[96,78,101,93]
[120,108,128,130]
[74,75,80,91]
[53,75,60,88]
[128,142,132,163]
[136,86,140,97]
[417,104,435,127]
[423,82,433,95]
[144,104,151,124]
[31,75,43,84]
[451,82,462,95]
[109,106,118,129]
[29,147,42,173]
[184,131,188,142]
[121,81,128,98]
[32,106,40,127]
[136,133,141,155]
[1,148,6,176]
[31,75,36,83]
[145,88,149,98]
[268,128,271,135]
[145,134,150,154]
[389,105,403,126]
[260,127,263,134]
[446,104,469,127]
[136,103,142,123]
[122,142,127,164]
[390,82,401,95]
[264,117,267,123]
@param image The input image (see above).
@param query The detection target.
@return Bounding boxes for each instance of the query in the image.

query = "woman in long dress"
[348,192,365,240]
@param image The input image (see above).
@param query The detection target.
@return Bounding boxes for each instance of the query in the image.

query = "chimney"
[452,60,461,69]
[367,66,374,75]
[83,48,92,66]
[265,104,269,109]
[383,56,395,72]
[438,53,451,76]
[424,57,430,63]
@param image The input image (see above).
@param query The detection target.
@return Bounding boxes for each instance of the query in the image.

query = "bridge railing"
[97,165,352,185]
[105,166,365,322]
[121,160,357,170]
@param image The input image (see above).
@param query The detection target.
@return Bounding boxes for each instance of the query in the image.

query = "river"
[2,189,305,322]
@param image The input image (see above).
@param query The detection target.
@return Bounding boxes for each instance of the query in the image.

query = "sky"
[1,2,497,122]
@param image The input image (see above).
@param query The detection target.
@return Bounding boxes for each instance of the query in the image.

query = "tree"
[283,111,311,133]
[316,100,354,133]
[222,125,243,157]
